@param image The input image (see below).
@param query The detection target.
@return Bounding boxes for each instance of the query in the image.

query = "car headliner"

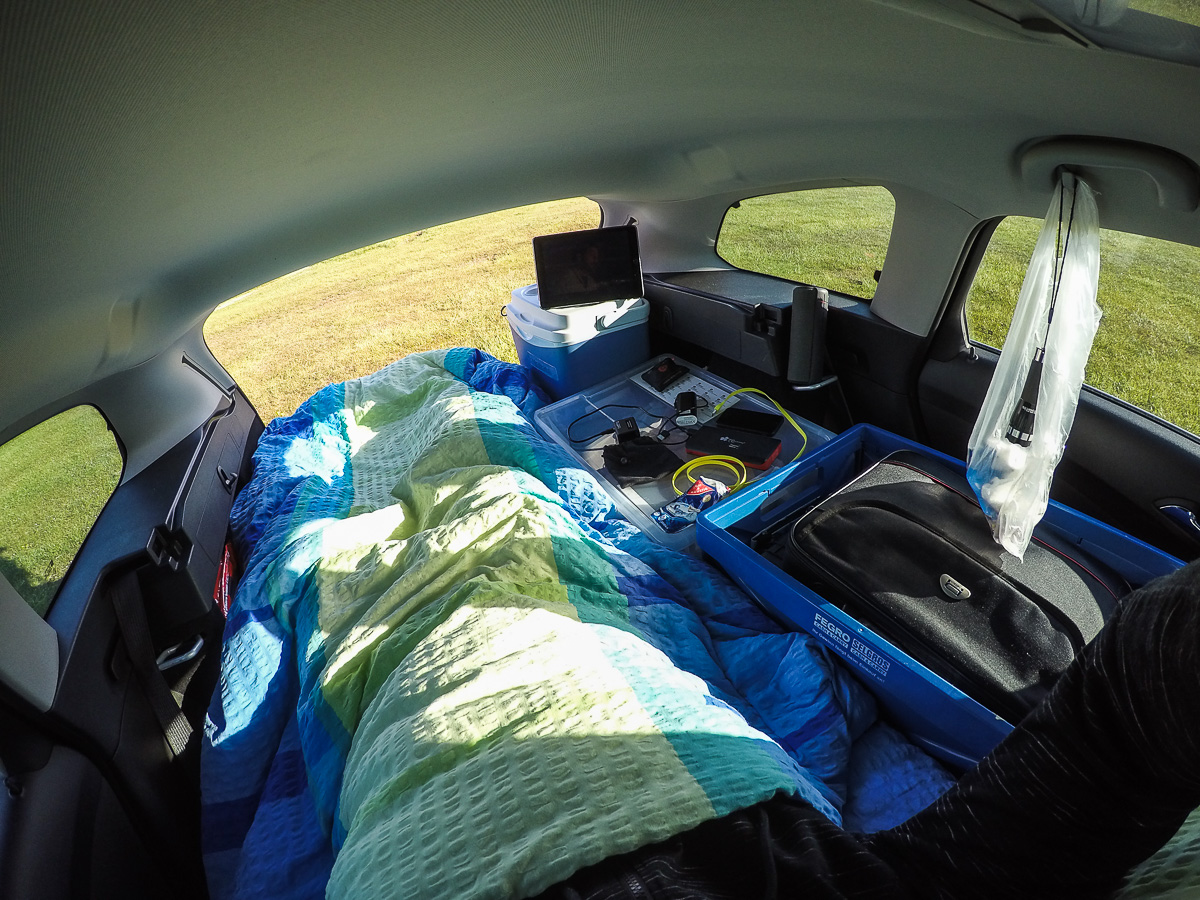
[3,0,1199,448]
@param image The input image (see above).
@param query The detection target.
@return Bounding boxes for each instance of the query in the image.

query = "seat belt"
[109,571,193,757]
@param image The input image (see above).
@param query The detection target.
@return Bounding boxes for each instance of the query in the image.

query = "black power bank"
[685,422,782,470]
[715,407,783,436]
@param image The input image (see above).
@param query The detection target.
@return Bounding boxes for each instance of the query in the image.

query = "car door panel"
[919,349,1200,563]
[825,299,927,437]
[0,739,162,899]
[0,386,262,899]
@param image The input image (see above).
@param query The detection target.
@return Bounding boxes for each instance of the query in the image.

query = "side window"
[965,218,1200,435]
[0,406,123,616]
[206,197,601,422]
[716,186,896,300]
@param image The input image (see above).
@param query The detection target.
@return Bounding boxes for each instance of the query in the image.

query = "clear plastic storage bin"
[534,354,834,550]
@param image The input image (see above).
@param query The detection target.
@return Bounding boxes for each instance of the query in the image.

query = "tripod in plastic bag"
[966,172,1102,558]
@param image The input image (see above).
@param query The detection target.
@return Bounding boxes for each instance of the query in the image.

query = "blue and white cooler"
[506,283,650,400]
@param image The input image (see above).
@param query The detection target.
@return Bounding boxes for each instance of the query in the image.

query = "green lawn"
[206,198,599,421]
[717,187,894,301]
[966,217,1200,434]
[1130,1,1200,27]
[0,406,122,615]
[3,192,1199,614]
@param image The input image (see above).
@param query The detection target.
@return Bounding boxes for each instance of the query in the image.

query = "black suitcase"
[779,450,1128,723]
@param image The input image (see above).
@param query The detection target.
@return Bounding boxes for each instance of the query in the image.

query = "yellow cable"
[712,387,809,462]
[671,454,749,495]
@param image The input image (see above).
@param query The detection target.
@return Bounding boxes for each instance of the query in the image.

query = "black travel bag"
[778,450,1128,724]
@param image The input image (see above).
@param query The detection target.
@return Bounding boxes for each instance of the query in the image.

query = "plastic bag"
[966,173,1101,558]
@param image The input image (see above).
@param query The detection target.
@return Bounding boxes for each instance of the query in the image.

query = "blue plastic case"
[697,424,1183,768]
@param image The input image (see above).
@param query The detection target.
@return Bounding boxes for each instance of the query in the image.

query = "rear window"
[206,197,600,422]
[0,406,123,616]
[716,186,896,299]
[966,217,1200,435]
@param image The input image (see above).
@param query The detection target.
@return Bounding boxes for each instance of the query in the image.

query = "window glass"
[0,406,123,616]
[206,197,600,422]
[1128,1,1200,29]
[965,218,1200,435]
[716,186,896,300]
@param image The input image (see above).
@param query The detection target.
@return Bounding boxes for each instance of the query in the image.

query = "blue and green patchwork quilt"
[201,349,953,900]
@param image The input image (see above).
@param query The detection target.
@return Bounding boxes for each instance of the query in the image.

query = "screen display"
[532,225,643,309]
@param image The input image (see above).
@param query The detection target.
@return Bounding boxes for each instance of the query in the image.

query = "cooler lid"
[507,284,648,345]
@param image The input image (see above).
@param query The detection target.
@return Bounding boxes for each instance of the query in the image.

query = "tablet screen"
[532,225,643,309]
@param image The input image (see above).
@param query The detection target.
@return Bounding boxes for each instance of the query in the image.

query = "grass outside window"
[205,198,600,422]
[966,217,1200,436]
[0,406,122,616]
[1129,1,1200,27]
[716,186,895,300]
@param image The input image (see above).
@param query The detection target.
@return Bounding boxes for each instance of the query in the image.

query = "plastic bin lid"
[507,284,648,344]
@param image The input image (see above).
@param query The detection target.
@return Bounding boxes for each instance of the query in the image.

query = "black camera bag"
[783,450,1127,723]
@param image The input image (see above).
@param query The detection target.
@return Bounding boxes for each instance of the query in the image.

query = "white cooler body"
[505,284,650,399]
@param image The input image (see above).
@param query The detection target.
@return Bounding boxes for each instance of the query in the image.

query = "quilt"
[200,349,954,900]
